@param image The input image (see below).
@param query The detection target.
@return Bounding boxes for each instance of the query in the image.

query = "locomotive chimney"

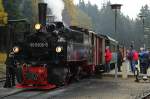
[38,3,47,26]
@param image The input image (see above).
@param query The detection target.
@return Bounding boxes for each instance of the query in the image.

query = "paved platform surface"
[0,77,150,99]
[103,60,150,78]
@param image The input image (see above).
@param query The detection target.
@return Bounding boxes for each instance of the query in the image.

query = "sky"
[73,0,150,19]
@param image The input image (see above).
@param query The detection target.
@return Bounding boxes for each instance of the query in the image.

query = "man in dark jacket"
[127,45,136,73]
[3,52,16,88]
[117,46,123,72]
[139,48,149,79]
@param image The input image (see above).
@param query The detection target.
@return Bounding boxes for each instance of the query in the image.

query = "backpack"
[133,51,139,61]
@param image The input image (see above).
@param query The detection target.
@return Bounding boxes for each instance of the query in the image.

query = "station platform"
[103,60,150,78]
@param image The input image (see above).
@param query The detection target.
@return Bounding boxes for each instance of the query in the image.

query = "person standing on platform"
[127,45,138,74]
[132,50,139,71]
[105,46,112,72]
[3,52,16,88]
[127,46,134,72]
[139,47,149,79]
[117,46,123,72]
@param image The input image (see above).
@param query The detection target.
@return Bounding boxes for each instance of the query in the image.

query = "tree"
[76,7,92,28]
[77,1,145,49]
[63,0,78,26]
[0,0,7,25]
[3,0,44,24]
[63,0,92,28]
[137,5,150,49]
[0,0,4,12]
[31,0,44,24]
[3,0,22,20]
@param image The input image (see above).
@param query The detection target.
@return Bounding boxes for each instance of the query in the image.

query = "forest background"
[1,0,150,50]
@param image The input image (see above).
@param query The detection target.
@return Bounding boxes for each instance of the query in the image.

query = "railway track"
[133,89,150,99]
[141,92,150,99]
[0,89,49,99]
[0,79,93,99]
[0,84,70,99]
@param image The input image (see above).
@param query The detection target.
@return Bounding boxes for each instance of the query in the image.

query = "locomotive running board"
[16,84,56,89]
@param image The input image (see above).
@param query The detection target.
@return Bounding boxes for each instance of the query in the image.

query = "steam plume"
[44,0,64,21]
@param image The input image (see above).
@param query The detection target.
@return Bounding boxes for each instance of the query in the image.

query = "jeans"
[105,63,110,72]
[140,63,148,74]
[129,60,136,73]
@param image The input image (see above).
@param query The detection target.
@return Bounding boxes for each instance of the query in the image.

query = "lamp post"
[110,4,122,80]
[139,15,146,49]
[110,4,122,37]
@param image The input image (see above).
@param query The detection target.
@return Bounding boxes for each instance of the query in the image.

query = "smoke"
[44,0,64,21]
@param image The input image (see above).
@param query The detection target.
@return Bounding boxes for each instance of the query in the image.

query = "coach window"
[84,33,89,45]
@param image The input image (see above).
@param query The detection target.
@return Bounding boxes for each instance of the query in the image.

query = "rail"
[141,92,150,99]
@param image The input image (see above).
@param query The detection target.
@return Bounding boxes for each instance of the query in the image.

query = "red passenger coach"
[90,32,119,72]
[89,31,105,72]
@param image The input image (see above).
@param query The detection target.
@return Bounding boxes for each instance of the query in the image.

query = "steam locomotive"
[7,3,122,89]
[14,23,93,89]
[8,3,94,89]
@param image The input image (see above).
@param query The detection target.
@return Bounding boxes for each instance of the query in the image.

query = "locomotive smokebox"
[38,3,47,26]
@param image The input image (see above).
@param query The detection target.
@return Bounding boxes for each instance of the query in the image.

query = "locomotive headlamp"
[13,46,20,53]
[56,46,63,53]
[35,23,41,30]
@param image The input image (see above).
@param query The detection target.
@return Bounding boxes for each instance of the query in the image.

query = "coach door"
[92,33,97,65]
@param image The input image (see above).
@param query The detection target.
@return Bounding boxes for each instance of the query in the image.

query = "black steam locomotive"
[9,3,93,89]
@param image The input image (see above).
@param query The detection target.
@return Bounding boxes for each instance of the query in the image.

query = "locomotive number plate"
[29,43,48,47]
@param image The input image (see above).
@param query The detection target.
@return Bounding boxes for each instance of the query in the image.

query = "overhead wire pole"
[110,4,122,80]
